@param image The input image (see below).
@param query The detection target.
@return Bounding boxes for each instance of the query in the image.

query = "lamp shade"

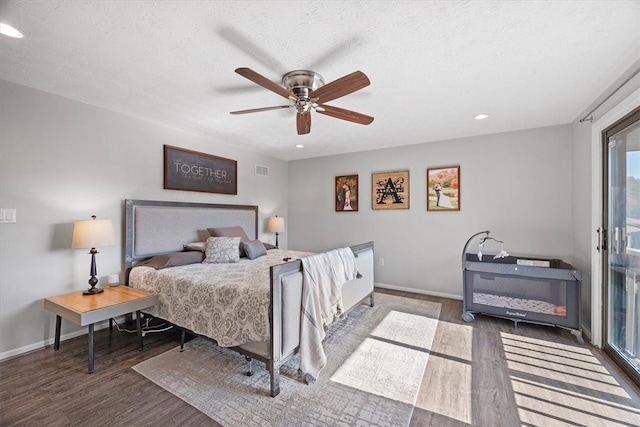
[72,217,116,249]
[267,216,285,233]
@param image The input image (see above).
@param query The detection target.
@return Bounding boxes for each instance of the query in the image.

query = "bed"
[124,199,375,397]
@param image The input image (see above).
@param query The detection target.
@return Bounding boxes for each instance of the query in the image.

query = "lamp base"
[83,263,102,295]
[83,287,104,295]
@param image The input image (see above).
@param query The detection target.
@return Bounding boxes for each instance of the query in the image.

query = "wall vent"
[255,164,269,177]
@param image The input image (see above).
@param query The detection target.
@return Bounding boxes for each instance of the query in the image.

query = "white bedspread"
[129,249,311,347]
[299,247,359,382]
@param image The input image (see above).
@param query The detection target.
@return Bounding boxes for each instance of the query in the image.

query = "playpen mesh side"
[463,260,580,329]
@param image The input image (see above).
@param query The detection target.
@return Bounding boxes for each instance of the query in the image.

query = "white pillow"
[203,237,241,263]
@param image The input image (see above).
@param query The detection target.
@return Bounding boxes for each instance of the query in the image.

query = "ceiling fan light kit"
[230,67,374,135]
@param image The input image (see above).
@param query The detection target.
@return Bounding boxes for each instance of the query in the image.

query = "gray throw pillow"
[183,241,206,252]
[242,239,267,260]
[136,251,204,269]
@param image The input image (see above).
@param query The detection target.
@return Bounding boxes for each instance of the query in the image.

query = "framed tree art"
[371,170,410,210]
[335,174,358,211]
[427,166,460,211]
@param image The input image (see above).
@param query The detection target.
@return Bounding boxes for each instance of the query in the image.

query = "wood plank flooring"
[1,288,639,426]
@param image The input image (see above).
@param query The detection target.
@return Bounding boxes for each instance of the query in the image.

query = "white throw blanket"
[299,247,359,383]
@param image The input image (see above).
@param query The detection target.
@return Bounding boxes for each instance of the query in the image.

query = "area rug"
[132,293,441,427]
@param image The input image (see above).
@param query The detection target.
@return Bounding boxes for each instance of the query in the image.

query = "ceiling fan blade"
[297,112,311,135]
[230,105,293,115]
[235,68,297,101]
[316,104,374,125]
[309,71,370,104]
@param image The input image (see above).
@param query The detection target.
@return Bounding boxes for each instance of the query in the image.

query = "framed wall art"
[164,145,237,195]
[427,165,460,211]
[335,174,359,212]
[371,170,409,210]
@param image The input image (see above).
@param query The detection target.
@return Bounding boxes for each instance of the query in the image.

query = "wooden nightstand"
[44,286,158,373]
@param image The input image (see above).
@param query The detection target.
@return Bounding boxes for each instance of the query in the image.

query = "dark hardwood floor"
[1,288,639,426]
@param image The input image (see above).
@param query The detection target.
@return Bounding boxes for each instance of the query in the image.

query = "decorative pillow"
[207,226,250,257]
[183,241,206,252]
[136,251,204,270]
[203,236,241,263]
[262,242,276,250]
[242,239,267,260]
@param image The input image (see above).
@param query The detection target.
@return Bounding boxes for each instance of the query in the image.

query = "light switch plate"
[0,209,16,223]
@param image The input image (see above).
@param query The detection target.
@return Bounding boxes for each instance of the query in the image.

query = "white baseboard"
[375,282,462,301]
[2,288,461,362]
[0,318,113,362]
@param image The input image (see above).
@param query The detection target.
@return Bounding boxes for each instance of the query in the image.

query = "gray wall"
[2,69,635,358]
[288,125,574,299]
[571,119,594,336]
[0,80,289,357]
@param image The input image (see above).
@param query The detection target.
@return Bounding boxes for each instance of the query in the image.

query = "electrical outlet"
[379,258,384,266]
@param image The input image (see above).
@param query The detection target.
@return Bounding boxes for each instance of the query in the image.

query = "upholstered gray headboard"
[124,199,258,271]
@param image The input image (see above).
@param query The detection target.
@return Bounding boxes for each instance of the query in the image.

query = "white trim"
[0,319,112,361]
[590,88,640,348]
[375,282,462,301]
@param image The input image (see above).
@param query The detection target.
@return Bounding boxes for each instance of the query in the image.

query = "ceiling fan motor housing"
[282,70,325,100]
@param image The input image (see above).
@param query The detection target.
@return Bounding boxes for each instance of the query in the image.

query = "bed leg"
[245,356,254,376]
[369,293,375,307]
[180,329,186,352]
[269,361,281,397]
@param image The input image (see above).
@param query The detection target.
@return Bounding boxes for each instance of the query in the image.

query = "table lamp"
[267,216,285,248]
[72,215,116,295]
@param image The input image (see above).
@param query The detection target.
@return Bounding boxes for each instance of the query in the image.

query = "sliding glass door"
[603,106,640,387]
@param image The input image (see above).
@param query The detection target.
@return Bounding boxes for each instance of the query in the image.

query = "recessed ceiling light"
[474,113,490,120]
[0,22,23,38]
[295,144,304,149]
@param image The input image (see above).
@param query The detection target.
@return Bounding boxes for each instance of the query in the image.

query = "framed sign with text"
[164,145,237,195]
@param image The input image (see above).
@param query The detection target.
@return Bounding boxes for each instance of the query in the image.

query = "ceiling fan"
[230,68,374,135]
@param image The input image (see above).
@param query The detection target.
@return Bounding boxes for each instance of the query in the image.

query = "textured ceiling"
[1,1,639,160]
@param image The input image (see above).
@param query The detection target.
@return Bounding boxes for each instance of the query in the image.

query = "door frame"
[600,105,640,386]
[590,88,640,349]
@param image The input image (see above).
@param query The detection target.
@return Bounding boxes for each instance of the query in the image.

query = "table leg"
[136,310,143,351]
[54,315,61,350]
[88,323,94,373]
